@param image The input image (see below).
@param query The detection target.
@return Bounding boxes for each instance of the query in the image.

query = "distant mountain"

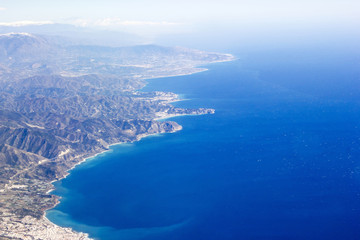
[0,23,147,47]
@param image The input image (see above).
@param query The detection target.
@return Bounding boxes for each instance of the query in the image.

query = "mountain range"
[0,31,233,239]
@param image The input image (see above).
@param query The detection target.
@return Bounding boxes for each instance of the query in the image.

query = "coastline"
[41,67,210,239]
[11,55,236,240]
[45,58,237,191]
[43,121,184,234]
[140,56,238,82]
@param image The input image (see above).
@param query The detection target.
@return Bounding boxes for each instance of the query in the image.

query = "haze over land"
[1,0,359,51]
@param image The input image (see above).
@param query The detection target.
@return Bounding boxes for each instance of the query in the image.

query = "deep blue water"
[47,47,360,240]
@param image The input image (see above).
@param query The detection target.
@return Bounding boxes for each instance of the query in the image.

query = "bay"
[47,47,360,240]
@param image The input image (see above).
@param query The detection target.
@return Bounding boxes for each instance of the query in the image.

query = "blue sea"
[47,46,360,240]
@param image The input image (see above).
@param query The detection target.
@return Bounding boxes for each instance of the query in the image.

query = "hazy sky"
[0,0,359,50]
[0,0,359,30]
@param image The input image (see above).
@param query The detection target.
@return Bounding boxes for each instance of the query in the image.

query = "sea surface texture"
[47,47,360,240]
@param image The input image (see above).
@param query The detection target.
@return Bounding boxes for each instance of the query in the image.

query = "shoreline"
[45,57,235,192]
[43,125,183,239]
[42,56,235,239]
[140,57,238,83]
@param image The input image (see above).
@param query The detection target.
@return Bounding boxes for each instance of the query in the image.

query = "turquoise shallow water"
[47,47,360,240]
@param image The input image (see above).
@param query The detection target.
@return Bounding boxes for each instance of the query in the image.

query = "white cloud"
[0,21,54,27]
[0,7,6,11]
